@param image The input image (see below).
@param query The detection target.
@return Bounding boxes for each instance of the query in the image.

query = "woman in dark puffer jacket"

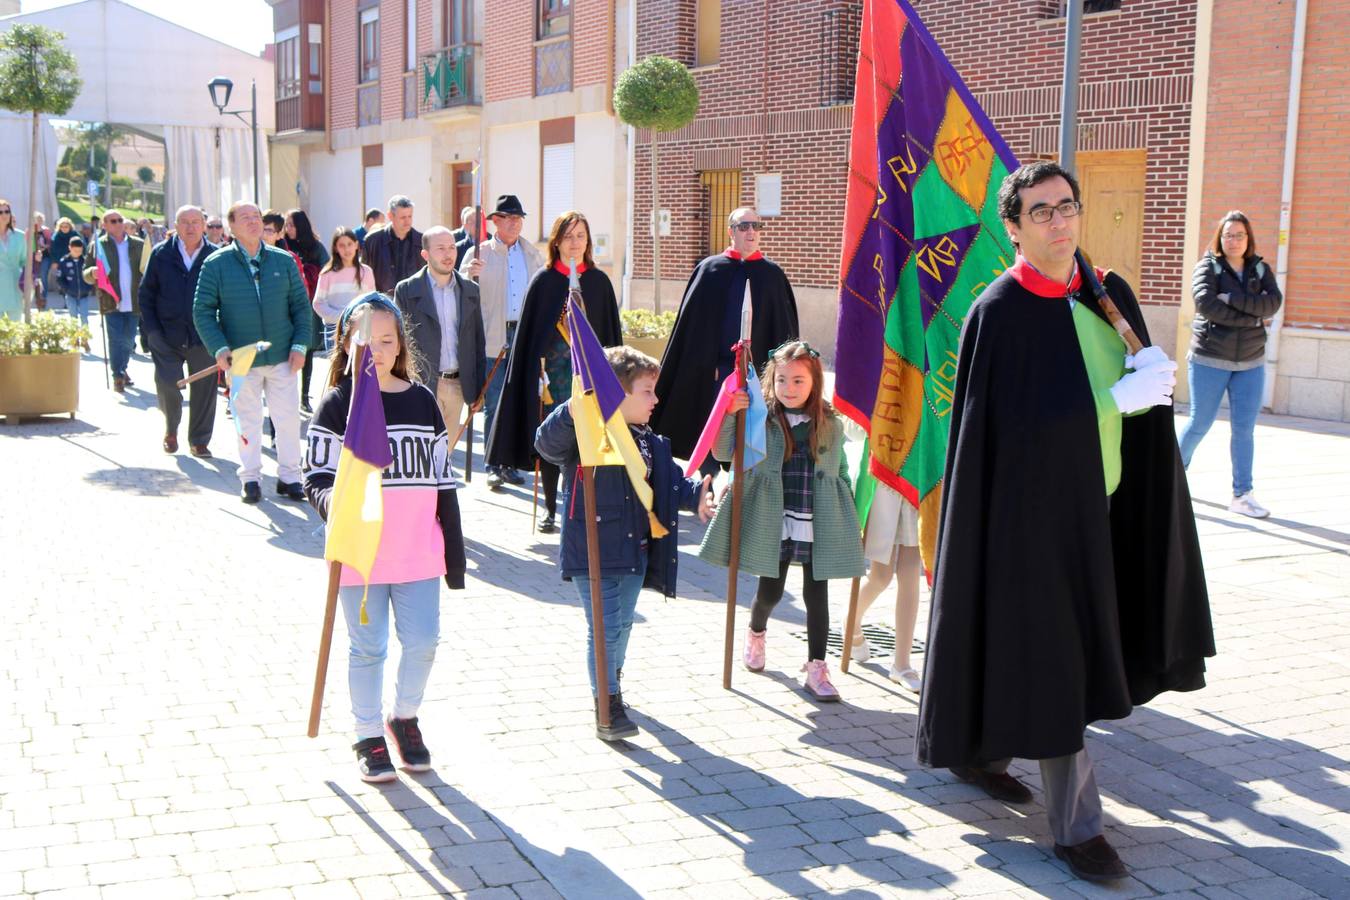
[1178,211,1282,519]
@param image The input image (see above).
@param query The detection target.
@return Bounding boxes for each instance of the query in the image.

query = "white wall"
[383,139,438,230]
[575,114,616,269]
[488,121,540,239]
[301,146,362,241]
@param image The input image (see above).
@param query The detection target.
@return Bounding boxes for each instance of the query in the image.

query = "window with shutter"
[541,143,575,240]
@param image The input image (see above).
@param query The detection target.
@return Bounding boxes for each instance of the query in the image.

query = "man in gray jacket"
[395,226,486,442]
[460,194,544,487]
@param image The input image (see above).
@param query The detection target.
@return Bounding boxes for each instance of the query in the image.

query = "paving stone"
[6,347,1348,900]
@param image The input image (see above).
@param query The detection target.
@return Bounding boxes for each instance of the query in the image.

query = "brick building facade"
[630,0,1199,359]
[1193,0,1350,420]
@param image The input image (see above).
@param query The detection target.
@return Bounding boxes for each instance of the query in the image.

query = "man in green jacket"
[193,201,311,504]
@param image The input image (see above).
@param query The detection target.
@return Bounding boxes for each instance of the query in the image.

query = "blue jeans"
[66,296,91,326]
[339,577,441,740]
[104,311,138,378]
[1179,360,1264,496]
[483,321,517,449]
[573,570,645,697]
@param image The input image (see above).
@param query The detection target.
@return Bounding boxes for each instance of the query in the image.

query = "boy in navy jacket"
[535,345,713,742]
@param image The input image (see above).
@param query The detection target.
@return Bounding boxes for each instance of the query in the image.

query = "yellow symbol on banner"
[872,183,888,220]
[934,89,994,210]
[970,251,1014,297]
[872,253,887,314]
[930,350,959,418]
[887,146,919,193]
[871,349,924,477]
[915,235,959,283]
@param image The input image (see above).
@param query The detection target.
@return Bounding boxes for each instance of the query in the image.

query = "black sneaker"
[501,467,525,485]
[240,481,261,504]
[486,467,504,489]
[595,693,638,742]
[276,481,305,501]
[539,513,557,534]
[353,737,397,783]
[386,716,431,771]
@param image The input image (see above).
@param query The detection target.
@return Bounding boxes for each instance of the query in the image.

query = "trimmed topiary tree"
[613,55,698,313]
[0,23,82,323]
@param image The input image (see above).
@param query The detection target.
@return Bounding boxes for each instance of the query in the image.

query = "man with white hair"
[364,195,423,293]
[140,205,220,456]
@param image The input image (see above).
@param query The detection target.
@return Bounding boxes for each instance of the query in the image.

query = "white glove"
[1109,361,1177,413]
[1125,345,1170,371]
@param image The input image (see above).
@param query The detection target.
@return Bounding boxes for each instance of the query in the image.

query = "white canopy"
[0,0,275,223]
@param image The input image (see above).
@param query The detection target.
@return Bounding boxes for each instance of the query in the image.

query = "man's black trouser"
[152,341,218,446]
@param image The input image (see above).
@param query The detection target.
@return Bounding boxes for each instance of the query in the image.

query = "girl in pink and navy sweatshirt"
[304,293,465,782]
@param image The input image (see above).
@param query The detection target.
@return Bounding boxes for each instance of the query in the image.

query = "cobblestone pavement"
[4,326,1348,899]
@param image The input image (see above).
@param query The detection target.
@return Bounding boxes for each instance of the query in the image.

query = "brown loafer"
[113,375,126,393]
[162,434,178,454]
[1054,835,1128,882]
[190,444,212,458]
[949,766,1033,804]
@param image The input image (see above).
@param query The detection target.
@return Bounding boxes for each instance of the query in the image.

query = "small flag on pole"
[226,341,272,446]
[566,280,668,539]
[323,329,393,624]
[684,358,767,478]
[92,237,119,303]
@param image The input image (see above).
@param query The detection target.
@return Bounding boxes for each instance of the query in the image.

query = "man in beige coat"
[459,194,545,487]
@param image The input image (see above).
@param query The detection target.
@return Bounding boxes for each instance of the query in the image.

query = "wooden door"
[445,161,473,227]
[1077,150,1145,287]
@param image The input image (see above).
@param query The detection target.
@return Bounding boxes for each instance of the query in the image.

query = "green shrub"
[0,311,90,355]
[621,308,676,340]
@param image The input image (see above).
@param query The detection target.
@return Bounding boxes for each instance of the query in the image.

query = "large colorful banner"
[833,0,1020,568]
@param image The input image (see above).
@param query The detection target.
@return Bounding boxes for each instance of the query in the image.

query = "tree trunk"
[650,131,661,315]
[23,109,40,324]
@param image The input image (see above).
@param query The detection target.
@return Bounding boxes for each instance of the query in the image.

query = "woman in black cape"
[485,211,622,531]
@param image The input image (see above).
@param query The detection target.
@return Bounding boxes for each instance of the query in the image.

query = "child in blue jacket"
[535,346,713,742]
[56,237,95,334]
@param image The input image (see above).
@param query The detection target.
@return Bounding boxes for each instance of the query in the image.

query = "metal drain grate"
[788,623,925,659]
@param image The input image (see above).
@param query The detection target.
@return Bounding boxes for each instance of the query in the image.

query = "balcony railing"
[357,82,381,127]
[277,95,301,132]
[418,44,481,115]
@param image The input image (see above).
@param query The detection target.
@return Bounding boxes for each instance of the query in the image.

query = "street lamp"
[207,76,260,206]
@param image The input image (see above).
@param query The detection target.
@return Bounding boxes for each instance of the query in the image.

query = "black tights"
[540,460,560,516]
[750,558,830,660]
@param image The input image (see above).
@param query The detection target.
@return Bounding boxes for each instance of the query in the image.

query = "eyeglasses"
[207,224,224,229]
[0,209,10,214]
[1019,201,1082,225]
[104,217,124,224]
[732,221,764,232]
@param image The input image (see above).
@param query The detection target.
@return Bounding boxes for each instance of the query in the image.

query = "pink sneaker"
[802,659,841,702]
[744,628,766,672]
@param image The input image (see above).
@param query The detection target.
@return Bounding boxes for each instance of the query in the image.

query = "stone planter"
[0,353,80,423]
[625,336,670,362]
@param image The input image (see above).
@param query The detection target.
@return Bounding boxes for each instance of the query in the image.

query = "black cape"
[485,265,622,471]
[915,269,1214,767]
[651,253,799,459]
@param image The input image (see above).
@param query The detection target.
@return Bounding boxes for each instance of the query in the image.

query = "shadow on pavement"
[328,775,640,898]
[1192,498,1350,550]
[84,465,203,496]
[620,714,957,896]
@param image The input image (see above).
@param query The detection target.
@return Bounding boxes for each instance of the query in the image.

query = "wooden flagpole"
[722,281,754,691]
[532,356,545,532]
[308,561,342,737]
[567,262,610,725]
[450,344,509,452]
[1078,250,1144,354]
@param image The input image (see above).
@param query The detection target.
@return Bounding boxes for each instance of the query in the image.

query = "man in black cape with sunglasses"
[651,207,799,470]
[915,163,1214,883]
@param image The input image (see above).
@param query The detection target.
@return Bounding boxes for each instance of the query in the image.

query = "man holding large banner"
[835,0,1213,883]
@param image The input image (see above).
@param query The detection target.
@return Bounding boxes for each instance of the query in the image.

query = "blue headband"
[337,292,403,338]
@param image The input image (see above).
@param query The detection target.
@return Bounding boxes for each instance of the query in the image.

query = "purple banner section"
[568,298,625,422]
[345,345,394,468]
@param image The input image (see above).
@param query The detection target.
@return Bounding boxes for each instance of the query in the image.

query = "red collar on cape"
[1007,255,1088,298]
[552,260,588,276]
[723,248,763,262]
